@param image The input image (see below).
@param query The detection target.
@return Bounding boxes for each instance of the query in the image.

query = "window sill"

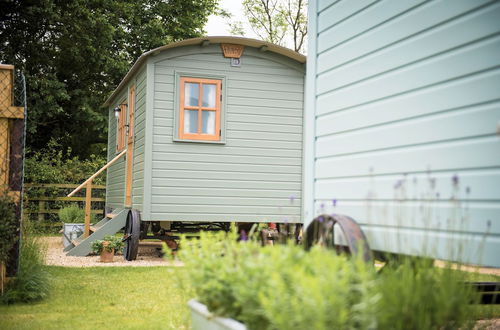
[173,137,226,145]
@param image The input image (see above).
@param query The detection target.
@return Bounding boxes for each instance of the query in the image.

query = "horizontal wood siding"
[106,89,127,209]
[149,45,304,222]
[132,68,147,210]
[311,0,500,266]
[106,69,147,210]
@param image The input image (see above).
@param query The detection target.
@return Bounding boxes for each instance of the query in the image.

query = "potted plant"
[91,235,124,263]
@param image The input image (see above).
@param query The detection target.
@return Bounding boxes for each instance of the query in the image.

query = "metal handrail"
[67,149,126,198]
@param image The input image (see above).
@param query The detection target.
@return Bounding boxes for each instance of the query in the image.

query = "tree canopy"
[232,0,307,53]
[0,0,220,158]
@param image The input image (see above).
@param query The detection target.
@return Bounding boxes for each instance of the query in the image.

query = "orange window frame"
[179,77,221,141]
[116,102,127,152]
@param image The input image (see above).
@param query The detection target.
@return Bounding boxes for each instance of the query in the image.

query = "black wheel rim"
[124,209,140,261]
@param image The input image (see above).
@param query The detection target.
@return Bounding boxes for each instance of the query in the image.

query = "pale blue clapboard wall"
[305,0,500,267]
[106,87,127,209]
[143,44,305,222]
[106,67,147,210]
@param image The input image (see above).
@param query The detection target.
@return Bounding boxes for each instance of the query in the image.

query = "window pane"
[201,110,216,135]
[202,84,216,108]
[185,83,199,106]
[184,110,198,133]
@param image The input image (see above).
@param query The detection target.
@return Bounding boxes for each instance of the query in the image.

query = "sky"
[204,0,259,39]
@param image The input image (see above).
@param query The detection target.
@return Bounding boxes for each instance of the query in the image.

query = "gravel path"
[44,237,183,267]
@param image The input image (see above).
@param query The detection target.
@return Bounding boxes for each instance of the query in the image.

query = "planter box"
[188,299,247,330]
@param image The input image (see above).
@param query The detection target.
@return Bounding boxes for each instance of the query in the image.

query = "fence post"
[84,180,92,238]
[38,200,45,222]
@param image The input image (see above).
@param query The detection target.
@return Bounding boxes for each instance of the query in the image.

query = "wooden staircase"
[64,209,128,256]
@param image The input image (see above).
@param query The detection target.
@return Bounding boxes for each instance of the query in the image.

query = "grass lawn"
[0,266,192,330]
[0,260,498,330]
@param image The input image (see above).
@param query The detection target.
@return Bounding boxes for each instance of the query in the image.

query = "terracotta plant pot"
[100,241,114,263]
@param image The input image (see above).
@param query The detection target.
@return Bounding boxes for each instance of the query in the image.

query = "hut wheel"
[124,209,141,261]
[304,214,372,263]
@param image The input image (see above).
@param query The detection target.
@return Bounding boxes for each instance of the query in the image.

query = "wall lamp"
[113,104,127,119]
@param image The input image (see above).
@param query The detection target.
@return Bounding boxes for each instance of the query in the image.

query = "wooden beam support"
[67,149,126,197]
[125,85,135,207]
[0,106,24,119]
[0,119,9,187]
[84,181,92,238]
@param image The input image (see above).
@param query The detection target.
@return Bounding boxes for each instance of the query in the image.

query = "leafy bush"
[1,221,50,304]
[91,235,124,254]
[376,258,475,330]
[24,139,107,185]
[179,231,476,330]
[23,139,107,232]
[58,205,85,223]
[0,193,18,264]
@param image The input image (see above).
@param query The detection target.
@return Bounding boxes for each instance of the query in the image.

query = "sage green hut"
[65,37,306,258]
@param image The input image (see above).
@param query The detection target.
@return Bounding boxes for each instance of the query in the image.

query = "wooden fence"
[23,183,106,230]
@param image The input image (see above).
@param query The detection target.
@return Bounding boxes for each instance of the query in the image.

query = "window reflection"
[185,83,199,107]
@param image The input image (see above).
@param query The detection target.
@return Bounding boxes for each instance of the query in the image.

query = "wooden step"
[106,213,116,219]
[89,226,97,232]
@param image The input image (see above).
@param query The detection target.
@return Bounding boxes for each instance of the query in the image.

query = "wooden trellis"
[0,65,24,196]
[0,64,26,287]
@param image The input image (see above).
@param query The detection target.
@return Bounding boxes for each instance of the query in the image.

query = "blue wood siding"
[106,68,147,210]
[106,89,127,209]
[132,68,147,210]
[308,0,500,266]
[146,45,305,222]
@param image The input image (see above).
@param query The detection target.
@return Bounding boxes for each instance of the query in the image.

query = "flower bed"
[179,231,477,330]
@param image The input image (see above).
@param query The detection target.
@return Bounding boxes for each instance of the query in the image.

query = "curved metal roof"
[104,36,306,106]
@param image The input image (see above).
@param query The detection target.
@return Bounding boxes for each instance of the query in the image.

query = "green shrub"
[23,139,107,232]
[24,139,106,185]
[58,205,85,223]
[0,193,18,264]
[376,258,475,330]
[1,221,50,304]
[179,231,475,330]
[91,235,124,254]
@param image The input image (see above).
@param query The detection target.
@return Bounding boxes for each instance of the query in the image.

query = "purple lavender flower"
[320,203,325,209]
[318,216,324,223]
[289,195,296,204]
[332,199,337,207]
[240,230,248,241]
[452,174,459,186]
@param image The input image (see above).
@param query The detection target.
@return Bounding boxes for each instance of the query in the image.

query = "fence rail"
[23,183,106,230]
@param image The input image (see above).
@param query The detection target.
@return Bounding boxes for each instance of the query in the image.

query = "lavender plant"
[179,230,476,330]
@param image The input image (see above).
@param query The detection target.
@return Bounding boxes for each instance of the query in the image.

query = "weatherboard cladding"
[106,88,127,209]
[106,67,147,210]
[309,0,500,267]
[147,44,304,222]
[132,67,147,210]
